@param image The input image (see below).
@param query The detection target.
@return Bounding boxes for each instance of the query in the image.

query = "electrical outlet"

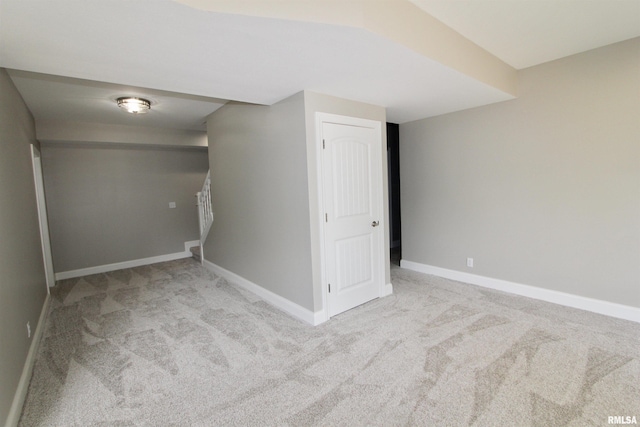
[169,202,176,209]
[27,321,31,338]
[467,257,474,268]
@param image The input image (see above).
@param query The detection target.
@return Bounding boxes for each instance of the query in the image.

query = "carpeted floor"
[19,258,640,426]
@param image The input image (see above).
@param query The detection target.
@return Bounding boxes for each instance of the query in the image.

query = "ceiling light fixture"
[116,97,151,114]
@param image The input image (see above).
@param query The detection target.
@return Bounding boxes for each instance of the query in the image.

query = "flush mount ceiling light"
[116,97,151,114]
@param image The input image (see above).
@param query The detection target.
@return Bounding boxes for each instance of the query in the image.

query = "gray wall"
[42,143,209,273]
[0,69,48,424]
[37,120,208,148]
[204,93,315,310]
[401,38,640,308]
[204,91,390,314]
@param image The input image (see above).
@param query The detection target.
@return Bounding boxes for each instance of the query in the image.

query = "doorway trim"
[316,112,388,321]
[31,145,55,290]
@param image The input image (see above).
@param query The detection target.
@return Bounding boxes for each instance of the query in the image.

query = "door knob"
[372,221,379,227]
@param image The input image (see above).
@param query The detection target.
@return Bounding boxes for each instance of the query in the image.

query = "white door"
[31,145,55,290]
[320,115,385,317]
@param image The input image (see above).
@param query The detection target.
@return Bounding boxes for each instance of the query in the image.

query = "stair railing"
[196,170,213,264]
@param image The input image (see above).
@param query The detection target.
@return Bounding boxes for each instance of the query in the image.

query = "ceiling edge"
[172,0,517,97]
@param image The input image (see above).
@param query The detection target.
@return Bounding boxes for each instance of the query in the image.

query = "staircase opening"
[387,123,401,266]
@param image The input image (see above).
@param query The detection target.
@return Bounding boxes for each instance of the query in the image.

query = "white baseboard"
[202,259,324,326]
[55,241,198,281]
[184,240,199,251]
[400,260,640,324]
[6,294,50,427]
[382,282,394,297]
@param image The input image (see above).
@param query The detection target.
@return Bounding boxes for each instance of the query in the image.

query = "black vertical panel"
[387,123,401,250]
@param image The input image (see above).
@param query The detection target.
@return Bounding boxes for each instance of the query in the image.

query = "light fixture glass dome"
[117,97,151,114]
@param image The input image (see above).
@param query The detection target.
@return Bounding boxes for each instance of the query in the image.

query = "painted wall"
[204,93,315,310]
[41,142,209,273]
[205,91,389,315]
[401,38,640,308]
[37,120,208,148]
[303,91,388,313]
[0,69,48,425]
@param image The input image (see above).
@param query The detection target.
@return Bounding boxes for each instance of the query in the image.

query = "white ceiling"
[410,0,640,69]
[1,0,638,131]
[8,71,227,131]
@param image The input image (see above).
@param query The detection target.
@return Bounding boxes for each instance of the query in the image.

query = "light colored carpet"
[19,258,640,426]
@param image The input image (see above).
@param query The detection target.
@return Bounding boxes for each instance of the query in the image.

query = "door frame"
[316,113,387,321]
[31,145,55,290]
